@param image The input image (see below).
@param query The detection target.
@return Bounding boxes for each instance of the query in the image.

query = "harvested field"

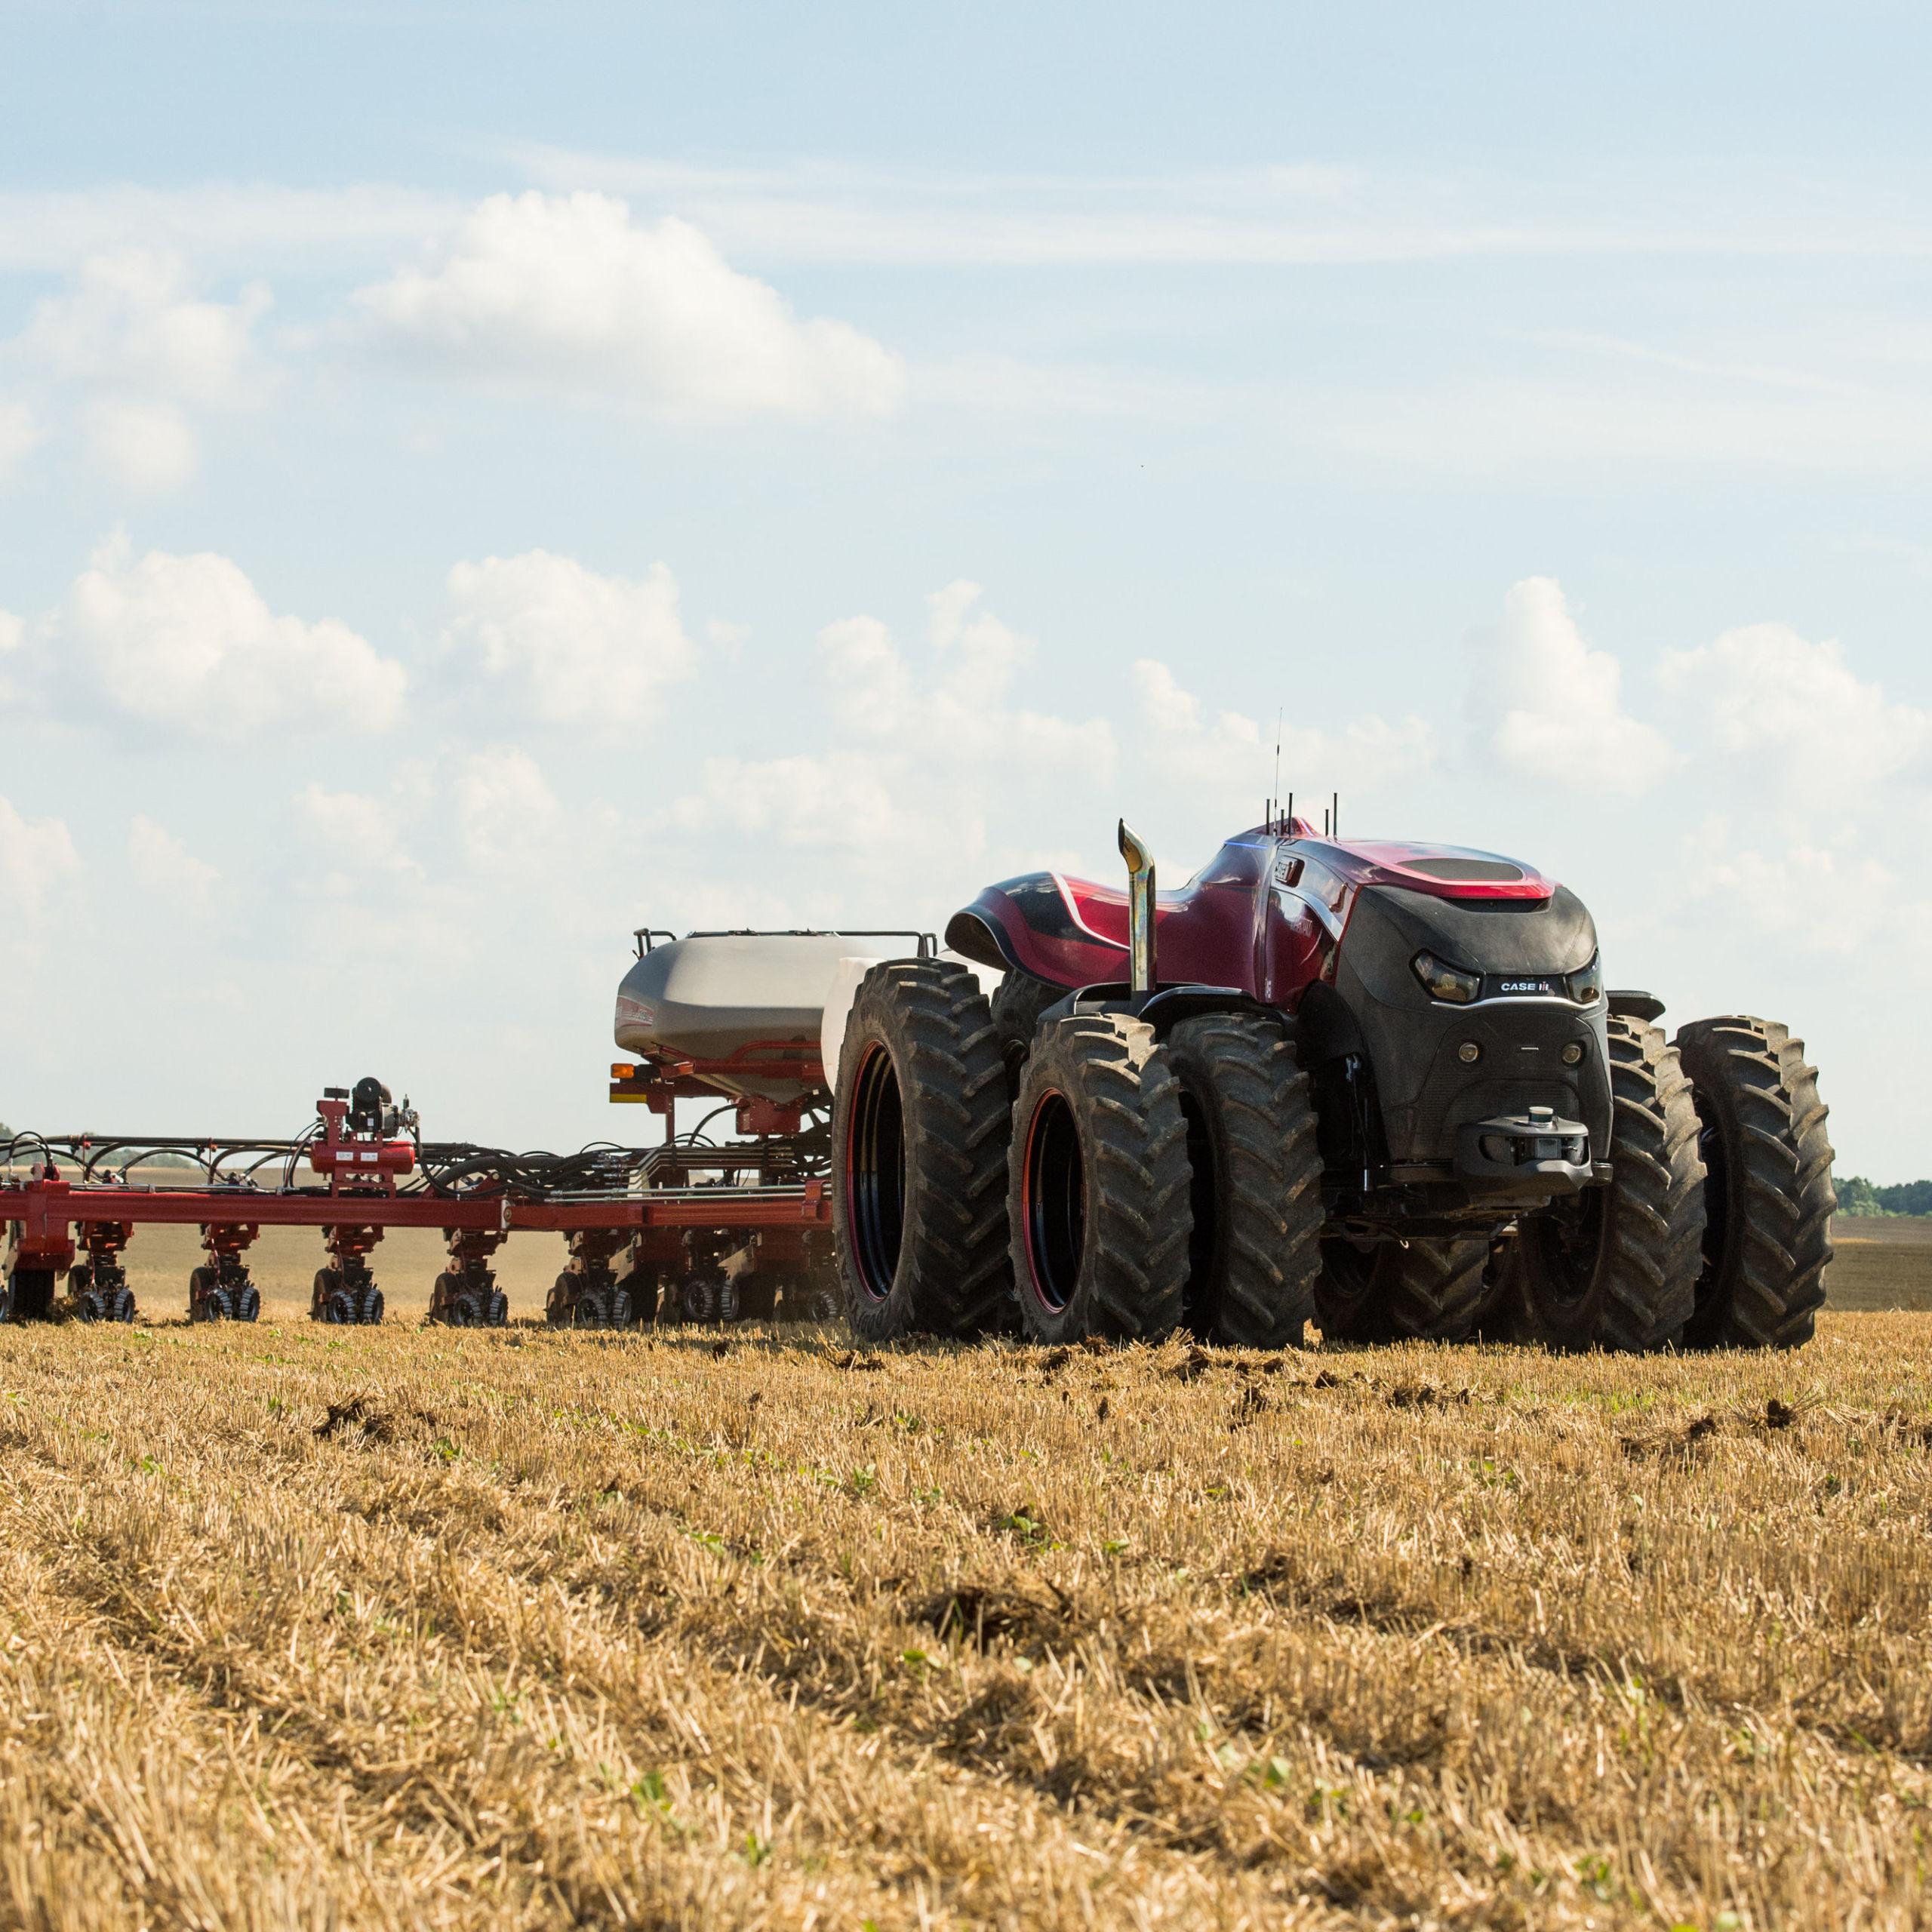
[2,1312,1929,1929]
[1826,1215,1932,1312]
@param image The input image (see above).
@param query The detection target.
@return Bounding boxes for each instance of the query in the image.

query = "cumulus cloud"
[441,549,696,730]
[0,794,81,920]
[818,581,1115,777]
[666,583,1121,895]
[1465,577,1675,794]
[79,397,198,494]
[0,398,39,483]
[450,747,561,867]
[671,753,938,854]
[53,533,406,739]
[1660,622,1930,795]
[1673,814,1908,958]
[128,814,218,911]
[354,192,905,420]
[1132,657,1432,797]
[13,249,274,491]
[294,782,420,882]
[23,249,271,403]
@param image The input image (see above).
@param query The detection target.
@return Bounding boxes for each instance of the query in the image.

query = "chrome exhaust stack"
[1118,818,1155,995]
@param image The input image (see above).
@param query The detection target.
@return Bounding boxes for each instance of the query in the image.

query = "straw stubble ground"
[0,1312,1927,1931]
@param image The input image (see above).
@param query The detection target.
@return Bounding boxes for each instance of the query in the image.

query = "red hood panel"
[944,829,1558,998]
[1306,838,1555,902]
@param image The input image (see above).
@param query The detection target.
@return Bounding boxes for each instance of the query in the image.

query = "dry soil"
[1,1293,1929,1930]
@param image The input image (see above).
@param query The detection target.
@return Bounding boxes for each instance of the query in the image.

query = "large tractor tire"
[1314,1235,1493,1343]
[1008,1014,1191,1344]
[1167,1011,1322,1348]
[832,959,1012,1342]
[1675,1016,1834,1349]
[991,971,1062,1097]
[1502,1015,1705,1352]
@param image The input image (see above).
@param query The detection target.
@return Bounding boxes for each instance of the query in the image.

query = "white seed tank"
[614,933,886,1103]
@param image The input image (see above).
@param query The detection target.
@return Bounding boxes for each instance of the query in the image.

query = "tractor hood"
[1291,836,1556,903]
[944,829,1575,992]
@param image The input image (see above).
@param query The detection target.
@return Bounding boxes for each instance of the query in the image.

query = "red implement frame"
[2,1082,828,1284]
[0,1173,829,1266]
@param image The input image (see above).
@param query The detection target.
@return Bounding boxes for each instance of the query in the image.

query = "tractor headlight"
[1567,954,1602,1004]
[1413,949,1481,1004]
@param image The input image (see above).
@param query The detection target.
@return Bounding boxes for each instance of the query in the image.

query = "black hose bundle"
[413,1141,641,1198]
[1,1108,830,1201]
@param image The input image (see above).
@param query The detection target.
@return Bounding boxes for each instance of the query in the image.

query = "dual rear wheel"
[832,967,1834,1352]
[1494,1013,1833,1352]
[833,964,1324,1346]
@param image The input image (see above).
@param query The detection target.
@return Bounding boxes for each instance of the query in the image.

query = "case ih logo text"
[1499,979,1555,995]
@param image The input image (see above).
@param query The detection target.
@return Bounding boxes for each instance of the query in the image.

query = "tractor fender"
[1038,982,1270,1040]
[1607,989,1665,1023]
[946,875,1129,988]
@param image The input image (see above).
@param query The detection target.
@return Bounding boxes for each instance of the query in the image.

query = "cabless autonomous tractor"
[831,812,1834,1352]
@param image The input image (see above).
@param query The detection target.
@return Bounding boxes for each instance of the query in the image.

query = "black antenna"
[1323,807,1330,835]
[1332,790,1339,838]
[1287,790,1293,832]
[1272,710,1282,831]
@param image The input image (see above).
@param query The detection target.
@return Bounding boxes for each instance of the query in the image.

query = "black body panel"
[1328,884,1612,1177]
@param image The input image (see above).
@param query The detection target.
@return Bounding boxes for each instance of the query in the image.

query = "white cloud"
[1660,622,1931,795]
[0,795,81,921]
[353,192,905,420]
[1132,658,1263,780]
[54,534,406,740]
[80,396,199,493]
[450,747,561,867]
[22,249,272,405]
[1465,577,1675,794]
[818,582,1115,777]
[1673,814,1908,957]
[294,782,420,881]
[8,249,275,494]
[668,583,1111,881]
[441,548,696,730]
[0,611,20,655]
[0,398,40,483]
[671,754,934,854]
[128,815,217,911]
[816,614,914,735]
[1132,657,1432,799]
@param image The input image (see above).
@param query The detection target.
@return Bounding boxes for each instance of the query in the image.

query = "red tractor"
[831,815,1834,1352]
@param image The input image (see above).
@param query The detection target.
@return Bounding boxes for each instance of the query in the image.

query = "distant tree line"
[1837,1175,1932,1217]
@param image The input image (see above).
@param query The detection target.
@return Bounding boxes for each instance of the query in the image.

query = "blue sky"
[1,2,1927,1176]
